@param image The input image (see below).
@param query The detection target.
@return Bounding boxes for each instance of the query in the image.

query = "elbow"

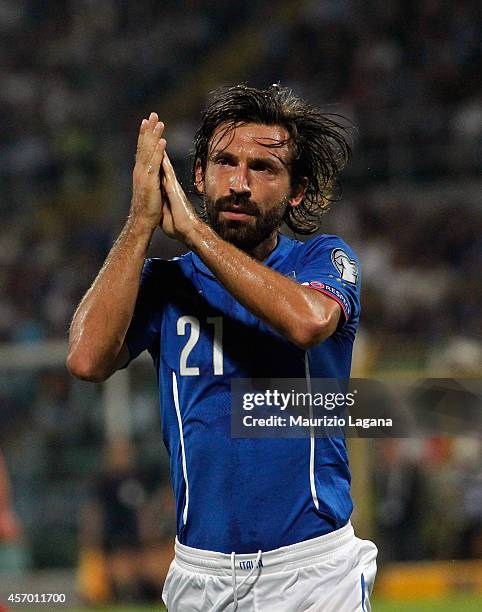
[291,316,336,350]
[66,351,109,383]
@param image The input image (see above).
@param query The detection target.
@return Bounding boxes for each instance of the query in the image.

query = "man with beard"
[68,85,377,611]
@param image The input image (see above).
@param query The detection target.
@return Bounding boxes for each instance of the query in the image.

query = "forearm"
[186,223,334,348]
[68,112,166,380]
[67,216,154,380]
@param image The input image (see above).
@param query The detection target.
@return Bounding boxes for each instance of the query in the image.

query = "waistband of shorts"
[174,521,355,576]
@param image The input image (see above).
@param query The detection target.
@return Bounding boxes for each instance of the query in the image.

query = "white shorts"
[162,522,377,611]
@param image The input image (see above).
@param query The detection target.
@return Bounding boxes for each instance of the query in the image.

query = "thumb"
[161,153,178,195]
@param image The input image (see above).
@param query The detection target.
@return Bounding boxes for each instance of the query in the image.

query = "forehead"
[209,122,291,160]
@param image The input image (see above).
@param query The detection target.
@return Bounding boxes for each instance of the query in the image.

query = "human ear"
[288,177,308,207]
[194,159,204,194]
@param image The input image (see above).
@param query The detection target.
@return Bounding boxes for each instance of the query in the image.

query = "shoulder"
[300,234,359,260]
[296,234,361,287]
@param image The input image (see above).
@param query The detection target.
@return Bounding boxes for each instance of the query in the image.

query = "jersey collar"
[190,232,295,278]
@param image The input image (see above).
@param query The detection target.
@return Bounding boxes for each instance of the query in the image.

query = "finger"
[161,179,168,202]
[146,111,158,133]
[161,152,177,185]
[161,154,176,193]
[147,137,167,179]
[138,112,162,165]
[140,112,157,155]
[163,153,186,200]
[135,118,148,162]
[162,155,189,207]
[143,119,164,166]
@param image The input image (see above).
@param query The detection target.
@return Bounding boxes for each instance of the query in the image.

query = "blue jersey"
[125,233,361,553]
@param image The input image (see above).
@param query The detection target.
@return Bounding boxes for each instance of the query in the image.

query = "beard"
[204,193,289,251]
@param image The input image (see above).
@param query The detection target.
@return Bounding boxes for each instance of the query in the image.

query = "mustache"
[213,196,260,217]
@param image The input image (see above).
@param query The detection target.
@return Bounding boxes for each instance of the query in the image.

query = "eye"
[215,156,234,166]
[251,161,272,172]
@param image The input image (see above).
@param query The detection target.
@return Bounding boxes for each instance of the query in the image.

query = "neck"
[246,230,279,261]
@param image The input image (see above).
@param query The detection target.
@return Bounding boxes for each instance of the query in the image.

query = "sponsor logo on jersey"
[331,248,358,284]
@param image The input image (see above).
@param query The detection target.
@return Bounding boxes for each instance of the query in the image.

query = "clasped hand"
[131,112,201,244]
[160,153,200,243]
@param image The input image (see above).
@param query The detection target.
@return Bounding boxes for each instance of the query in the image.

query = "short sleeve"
[296,235,361,325]
[123,258,165,364]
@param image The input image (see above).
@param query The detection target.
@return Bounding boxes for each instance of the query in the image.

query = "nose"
[229,164,251,198]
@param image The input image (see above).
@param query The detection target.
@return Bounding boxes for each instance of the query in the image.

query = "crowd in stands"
[374,437,482,563]
[0,0,480,582]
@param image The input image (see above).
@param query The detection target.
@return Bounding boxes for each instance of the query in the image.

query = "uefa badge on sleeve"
[331,249,358,284]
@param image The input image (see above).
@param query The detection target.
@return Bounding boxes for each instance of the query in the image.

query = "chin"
[215,222,260,250]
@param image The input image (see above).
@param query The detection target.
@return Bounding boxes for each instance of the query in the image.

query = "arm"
[160,155,340,350]
[67,113,166,382]
[187,224,339,349]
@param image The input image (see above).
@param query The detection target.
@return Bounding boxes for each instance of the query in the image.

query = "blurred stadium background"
[0,1,480,610]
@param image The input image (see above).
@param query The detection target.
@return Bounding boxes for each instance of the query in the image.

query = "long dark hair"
[192,84,352,235]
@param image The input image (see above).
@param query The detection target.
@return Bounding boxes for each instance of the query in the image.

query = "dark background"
[0,0,480,605]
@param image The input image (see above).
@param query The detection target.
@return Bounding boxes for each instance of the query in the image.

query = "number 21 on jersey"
[177,315,223,376]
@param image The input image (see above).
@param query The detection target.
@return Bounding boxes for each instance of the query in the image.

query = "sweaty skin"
[67,119,340,382]
[160,123,340,350]
[67,113,166,380]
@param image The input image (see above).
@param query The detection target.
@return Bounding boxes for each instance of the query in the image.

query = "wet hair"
[192,84,352,235]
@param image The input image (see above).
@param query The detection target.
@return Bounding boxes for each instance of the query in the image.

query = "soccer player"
[68,85,377,611]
